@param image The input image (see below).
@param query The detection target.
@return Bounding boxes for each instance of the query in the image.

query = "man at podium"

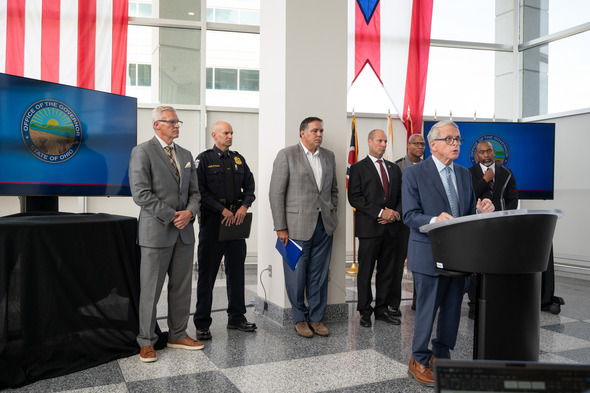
[402,120,494,386]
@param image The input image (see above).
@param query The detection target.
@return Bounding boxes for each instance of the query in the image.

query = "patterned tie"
[444,166,459,217]
[377,159,389,197]
[165,145,180,180]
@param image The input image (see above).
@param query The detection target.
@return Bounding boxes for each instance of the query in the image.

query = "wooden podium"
[420,209,563,361]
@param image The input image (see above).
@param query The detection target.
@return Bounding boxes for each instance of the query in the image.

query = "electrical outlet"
[268,264,272,277]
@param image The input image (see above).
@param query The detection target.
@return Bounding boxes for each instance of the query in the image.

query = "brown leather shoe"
[139,345,157,363]
[294,321,313,338]
[167,336,204,350]
[309,321,330,336]
[429,354,437,368]
[408,356,434,386]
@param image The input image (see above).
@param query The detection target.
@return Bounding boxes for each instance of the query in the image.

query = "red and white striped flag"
[0,0,128,95]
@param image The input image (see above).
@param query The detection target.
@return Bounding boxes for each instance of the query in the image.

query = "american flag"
[346,115,358,191]
[0,0,128,95]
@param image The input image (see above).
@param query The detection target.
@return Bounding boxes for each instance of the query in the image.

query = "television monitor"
[423,121,555,200]
[0,73,137,196]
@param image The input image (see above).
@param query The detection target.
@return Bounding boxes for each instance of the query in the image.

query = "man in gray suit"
[129,105,204,363]
[269,116,339,338]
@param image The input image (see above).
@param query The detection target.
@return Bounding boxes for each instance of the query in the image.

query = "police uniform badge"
[234,156,242,165]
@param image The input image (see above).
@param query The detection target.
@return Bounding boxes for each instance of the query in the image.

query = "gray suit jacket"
[129,136,200,248]
[269,143,339,241]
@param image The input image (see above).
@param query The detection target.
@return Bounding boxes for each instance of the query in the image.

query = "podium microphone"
[500,166,512,211]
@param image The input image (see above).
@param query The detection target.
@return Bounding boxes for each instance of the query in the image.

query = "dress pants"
[137,237,194,347]
[357,234,397,315]
[412,272,466,365]
[283,215,333,324]
[389,223,410,308]
[194,213,247,330]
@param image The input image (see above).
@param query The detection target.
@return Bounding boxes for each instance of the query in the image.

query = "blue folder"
[275,237,303,271]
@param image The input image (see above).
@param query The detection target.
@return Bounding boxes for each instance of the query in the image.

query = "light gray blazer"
[269,143,339,241]
[129,136,200,248]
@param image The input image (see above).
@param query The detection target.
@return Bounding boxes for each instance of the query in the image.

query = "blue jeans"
[283,215,333,324]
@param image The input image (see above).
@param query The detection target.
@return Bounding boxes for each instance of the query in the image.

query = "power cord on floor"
[259,266,271,311]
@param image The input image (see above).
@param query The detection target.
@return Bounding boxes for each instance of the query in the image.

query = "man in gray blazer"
[269,116,339,338]
[129,105,204,363]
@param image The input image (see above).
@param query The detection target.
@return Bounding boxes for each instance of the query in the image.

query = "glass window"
[215,68,238,90]
[523,0,590,41]
[239,69,259,91]
[431,0,499,44]
[206,67,213,89]
[127,25,201,105]
[137,64,151,87]
[423,47,495,119]
[215,8,239,24]
[128,64,137,86]
[138,3,152,17]
[523,30,590,116]
[240,9,260,26]
[206,7,214,22]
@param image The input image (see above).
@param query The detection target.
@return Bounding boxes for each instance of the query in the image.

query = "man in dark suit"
[348,129,402,327]
[129,105,204,363]
[403,120,494,386]
[469,140,518,211]
[269,116,339,338]
[467,140,518,318]
[393,133,425,313]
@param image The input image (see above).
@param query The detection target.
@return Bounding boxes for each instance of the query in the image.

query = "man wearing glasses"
[129,105,204,363]
[393,133,426,314]
[403,120,494,386]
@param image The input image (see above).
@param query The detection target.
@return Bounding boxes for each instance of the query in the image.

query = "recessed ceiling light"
[188,11,195,16]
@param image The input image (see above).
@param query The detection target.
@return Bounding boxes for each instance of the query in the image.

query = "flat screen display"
[0,73,137,196]
[423,121,555,200]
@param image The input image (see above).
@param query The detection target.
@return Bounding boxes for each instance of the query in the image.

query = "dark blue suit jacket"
[402,156,477,276]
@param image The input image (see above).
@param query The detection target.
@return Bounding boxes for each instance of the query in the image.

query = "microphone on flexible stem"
[500,165,512,211]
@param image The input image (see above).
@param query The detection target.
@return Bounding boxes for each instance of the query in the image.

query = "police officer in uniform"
[193,121,256,340]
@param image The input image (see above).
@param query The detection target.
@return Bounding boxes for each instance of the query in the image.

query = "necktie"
[487,168,494,189]
[377,159,389,197]
[444,166,459,217]
[165,145,180,180]
[222,153,235,203]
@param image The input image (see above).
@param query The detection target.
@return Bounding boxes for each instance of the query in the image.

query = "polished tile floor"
[7,266,590,392]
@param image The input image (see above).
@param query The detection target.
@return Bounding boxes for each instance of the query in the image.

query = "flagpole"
[346,111,358,275]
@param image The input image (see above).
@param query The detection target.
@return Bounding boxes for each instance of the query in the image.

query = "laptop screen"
[434,359,590,393]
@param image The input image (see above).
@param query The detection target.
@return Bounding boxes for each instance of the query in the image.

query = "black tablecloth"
[0,212,141,388]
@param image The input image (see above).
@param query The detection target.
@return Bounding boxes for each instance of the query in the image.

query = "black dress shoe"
[196,328,212,341]
[360,314,372,327]
[375,312,401,325]
[227,321,256,332]
[243,321,257,329]
[388,306,402,317]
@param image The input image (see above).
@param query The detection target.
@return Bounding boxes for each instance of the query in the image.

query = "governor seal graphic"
[21,99,82,163]
[468,134,511,167]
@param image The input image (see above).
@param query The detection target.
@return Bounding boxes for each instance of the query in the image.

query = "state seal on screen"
[21,100,82,163]
[469,134,511,167]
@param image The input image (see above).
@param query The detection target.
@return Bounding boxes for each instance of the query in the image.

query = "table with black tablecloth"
[0,212,141,388]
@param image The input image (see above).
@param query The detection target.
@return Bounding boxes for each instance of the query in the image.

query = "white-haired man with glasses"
[403,120,494,386]
[129,105,204,363]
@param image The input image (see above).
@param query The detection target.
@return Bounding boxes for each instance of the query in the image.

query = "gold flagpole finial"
[474,110,477,122]
[449,110,453,121]
[434,109,437,121]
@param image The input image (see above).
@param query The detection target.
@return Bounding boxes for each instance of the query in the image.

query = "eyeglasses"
[433,137,464,145]
[409,142,425,147]
[157,119,183,127]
